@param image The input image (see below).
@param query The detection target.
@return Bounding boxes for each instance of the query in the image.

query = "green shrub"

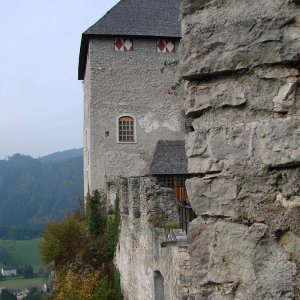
[111,269,122,300]
[148,215,180,233]
[86,190,107,237]
[106,193,121,256]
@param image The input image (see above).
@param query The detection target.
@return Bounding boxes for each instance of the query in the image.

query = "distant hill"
[0,151,83,238]
[37,148,83,163]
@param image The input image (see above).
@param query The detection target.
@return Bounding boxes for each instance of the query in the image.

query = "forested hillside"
[0,151,83,238]
[37,148,83,163]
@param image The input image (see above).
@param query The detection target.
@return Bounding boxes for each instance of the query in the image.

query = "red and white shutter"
[156,40,175,53]
[115,38,133,51]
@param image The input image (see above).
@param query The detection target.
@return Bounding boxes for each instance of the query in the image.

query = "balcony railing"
[177,200,196,234]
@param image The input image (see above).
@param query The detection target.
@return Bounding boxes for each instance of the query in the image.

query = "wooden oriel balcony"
[156,174,189,204]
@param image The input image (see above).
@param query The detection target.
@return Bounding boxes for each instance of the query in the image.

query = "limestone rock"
[180,0,300,78]
[186,177,237,217]
[275,193,300,209]
[188,220,296,299]
[254,117,300,167]
[279,231,300,262]
[257,67,300,79]
[185,80,246,115]
[186,117,300,174]
[181,0,300,298]
[272,78,298,112]
[181,0,222,17]
[185,69,299,119]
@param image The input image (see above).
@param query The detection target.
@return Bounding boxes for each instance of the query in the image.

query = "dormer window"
[117,115,136,143]
[115,38,133,51]
[156,40,175,53]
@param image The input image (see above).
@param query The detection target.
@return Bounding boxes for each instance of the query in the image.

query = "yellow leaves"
[54,266,106,300]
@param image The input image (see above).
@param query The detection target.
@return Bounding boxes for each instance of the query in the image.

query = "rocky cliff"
[181,0,300,299]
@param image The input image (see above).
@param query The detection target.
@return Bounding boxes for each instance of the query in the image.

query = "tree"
[54,266,111,300]
[40,213,85,268]
[40,192,123,300]
[0,289,16,300]
[86,190,106,237]
[23,287,47,300]
[23,264,34,278]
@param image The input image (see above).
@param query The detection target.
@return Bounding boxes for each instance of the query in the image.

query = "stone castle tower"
[78,0,184,194]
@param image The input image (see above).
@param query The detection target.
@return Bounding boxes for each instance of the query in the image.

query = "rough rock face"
[181,0,300,299]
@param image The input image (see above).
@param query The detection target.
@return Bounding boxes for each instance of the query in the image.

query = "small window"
[157,175,189,188]
[118,116,135,142]
[115,38,133,51]
[157,175,174,188]
[157,40,175,53]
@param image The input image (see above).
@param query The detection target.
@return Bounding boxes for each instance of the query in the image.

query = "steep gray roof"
[85,0,181,37]
[78,0,181,79]
[150,140,188,175]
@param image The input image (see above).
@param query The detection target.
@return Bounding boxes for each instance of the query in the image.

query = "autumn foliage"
[40,191,122,299]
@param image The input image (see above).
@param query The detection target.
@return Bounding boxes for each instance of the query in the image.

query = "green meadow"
[0,276,44,290]
[0,238,43,271]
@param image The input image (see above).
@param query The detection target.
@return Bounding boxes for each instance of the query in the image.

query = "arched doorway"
[154,271,164,300]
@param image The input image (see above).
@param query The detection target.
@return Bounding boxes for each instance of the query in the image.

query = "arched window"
[118,116,136,143]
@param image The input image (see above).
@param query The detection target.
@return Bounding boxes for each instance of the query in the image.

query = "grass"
[148,215,180,233]
[0,238,43,271]
[0,276,44,290]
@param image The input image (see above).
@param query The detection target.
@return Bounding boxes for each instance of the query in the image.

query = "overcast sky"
[0,0,119,159]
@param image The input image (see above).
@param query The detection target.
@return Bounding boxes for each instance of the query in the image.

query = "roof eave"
[78,33,181,80]
[78,34,89,80]
[151,171,188,175]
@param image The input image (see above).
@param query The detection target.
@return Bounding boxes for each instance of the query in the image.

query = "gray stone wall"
[181,0,300,299]
[83,55,91,195]
[116,177,193,300]
[83,37,184,192]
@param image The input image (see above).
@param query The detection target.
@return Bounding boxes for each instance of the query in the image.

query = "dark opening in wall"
[185,118,195,133]
[105,131,109,137]
[154,271,165,300]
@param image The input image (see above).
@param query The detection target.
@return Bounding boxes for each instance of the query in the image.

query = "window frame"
[116,114,137,144]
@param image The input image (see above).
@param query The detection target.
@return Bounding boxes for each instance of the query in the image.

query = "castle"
[78,0,185,195]
[79,0,300,299]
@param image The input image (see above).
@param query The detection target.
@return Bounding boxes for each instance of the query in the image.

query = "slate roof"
[150,140,188,175]
[78,0,181,79]
[85,0,181,37]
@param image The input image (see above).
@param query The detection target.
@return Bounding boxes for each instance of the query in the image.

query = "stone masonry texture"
[181,0,300,299]
[116,177,193,300]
